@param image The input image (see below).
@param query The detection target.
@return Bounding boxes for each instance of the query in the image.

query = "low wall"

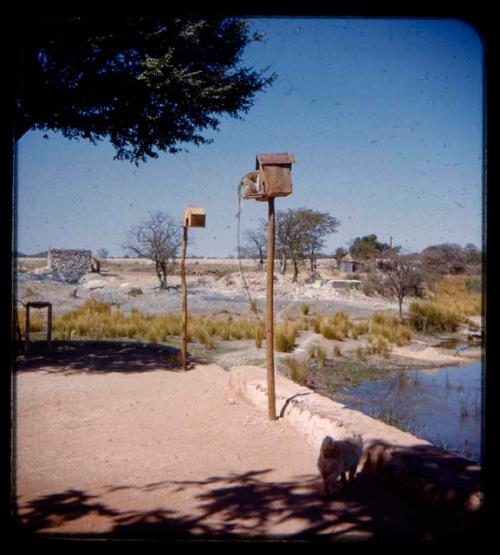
[48,249,92,283]
[229,366,483,526]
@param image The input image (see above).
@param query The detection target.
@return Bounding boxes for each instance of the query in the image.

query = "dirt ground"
[12,259,483,540]
[13,343,472,542]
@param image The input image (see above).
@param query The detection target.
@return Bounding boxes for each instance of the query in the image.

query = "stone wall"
[47,249,92,283]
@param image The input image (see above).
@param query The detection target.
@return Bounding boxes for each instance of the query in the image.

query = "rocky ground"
[15,257,482,373]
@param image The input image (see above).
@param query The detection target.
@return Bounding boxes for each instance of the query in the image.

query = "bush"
[320,311,352,341]
[366,335,391,358]
[369,312,412,345]
[351,322,369,339]
[255,323,265,348]
[465,276,482,293]
[275,323,298,352]
[307,343,327,367]
[283,357,309,386]
[128,288,143,296]
[409,301,463,334]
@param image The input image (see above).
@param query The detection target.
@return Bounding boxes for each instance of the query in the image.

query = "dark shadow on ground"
[15,468,479,542]
[13,340,205,375]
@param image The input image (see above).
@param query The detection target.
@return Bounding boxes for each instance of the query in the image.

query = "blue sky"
[15,17,484,257]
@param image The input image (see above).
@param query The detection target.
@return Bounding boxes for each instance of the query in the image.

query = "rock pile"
[48,249,92,284]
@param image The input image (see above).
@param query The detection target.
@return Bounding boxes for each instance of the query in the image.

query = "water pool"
[342,362,483,463]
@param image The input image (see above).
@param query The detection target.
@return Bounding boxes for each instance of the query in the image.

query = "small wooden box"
[241,153,295,201]
[257,152,295,199]
[184,206,206,227]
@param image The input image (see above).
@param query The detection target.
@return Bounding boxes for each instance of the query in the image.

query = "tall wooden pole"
[266,197,277,421]
[180,225,188,371]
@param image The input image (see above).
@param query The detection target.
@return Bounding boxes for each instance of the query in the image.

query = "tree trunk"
[292,259,299,283]
[398,297,404,321]
[280,253,287,274]
[156,260,168,289]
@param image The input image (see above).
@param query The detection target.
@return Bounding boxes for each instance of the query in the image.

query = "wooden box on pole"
[240,153,295,202]
[184,206,206,228]
[180,206,206,371]
[239,153,295,420]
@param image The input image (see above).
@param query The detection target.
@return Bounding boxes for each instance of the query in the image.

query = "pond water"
[342,362,483,463]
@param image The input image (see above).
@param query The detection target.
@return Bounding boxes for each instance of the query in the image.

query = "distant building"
[339,253,365,273]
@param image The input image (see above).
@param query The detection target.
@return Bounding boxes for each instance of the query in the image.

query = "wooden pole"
[266,197,277,421]
[25,305,30,354]
[180,225,188,371]
[47,303,53,354]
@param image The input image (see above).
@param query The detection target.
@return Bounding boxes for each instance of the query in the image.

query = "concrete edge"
[228,365,483,522]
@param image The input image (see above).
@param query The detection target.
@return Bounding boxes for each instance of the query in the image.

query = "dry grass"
[369,312,412,345]
[408,302,464,334]
[430,275,482,316]
[306,343,327,368]
[319,311,352,341]
[283,357,310,386]
[47,300,263,346]
[274,322,299,352]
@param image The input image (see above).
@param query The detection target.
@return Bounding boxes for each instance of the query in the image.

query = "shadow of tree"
[17,489,120,533]
[15,469,473,541]
[13,340,205,375]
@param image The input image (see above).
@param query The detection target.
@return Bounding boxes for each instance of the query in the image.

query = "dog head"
[319,436,337,459]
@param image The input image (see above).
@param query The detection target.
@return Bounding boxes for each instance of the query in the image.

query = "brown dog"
[317,434,363,496]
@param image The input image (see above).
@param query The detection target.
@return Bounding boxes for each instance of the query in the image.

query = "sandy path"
[14,351,449,541]
[14,363,325,537]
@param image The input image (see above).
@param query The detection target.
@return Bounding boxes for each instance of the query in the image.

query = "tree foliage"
[420,243,470,275]
[276,208,340,282]
[349,234,394,260]
[15,17,275,164]
[125,211,181,289]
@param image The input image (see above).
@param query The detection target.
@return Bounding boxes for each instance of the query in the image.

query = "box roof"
[256,152,295,168]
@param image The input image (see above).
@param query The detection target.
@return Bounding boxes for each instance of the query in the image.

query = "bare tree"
[380,255,423,320]
[125,211,181,289]
[242,227,267,271]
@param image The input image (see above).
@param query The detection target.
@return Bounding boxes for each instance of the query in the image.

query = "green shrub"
[128,288,143,296]
[409,301,463,334]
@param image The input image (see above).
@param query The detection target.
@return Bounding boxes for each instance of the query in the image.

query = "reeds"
[274,323,298,352]
[408,301,463,334]
[283,357,310,386]
[430,274,482,316]
[369,312,412,345]
[50,300,265,346]
[319,311,352,341]
[307,343,327,368]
